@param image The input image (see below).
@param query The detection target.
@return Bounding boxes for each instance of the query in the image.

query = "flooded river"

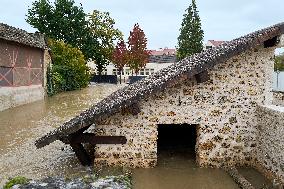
[133,149,240,189]
[0,84,273,188]
[0,84,122,186]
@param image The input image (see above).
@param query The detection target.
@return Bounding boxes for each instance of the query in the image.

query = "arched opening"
[157,124,197,162]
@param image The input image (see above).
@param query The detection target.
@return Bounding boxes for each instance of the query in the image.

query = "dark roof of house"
[35,22,284,148]
[148,54,177,63]
[0,23,45,49]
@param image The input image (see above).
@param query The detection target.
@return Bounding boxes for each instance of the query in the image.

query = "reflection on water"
[133,148,240,189]
[0,84,123,186]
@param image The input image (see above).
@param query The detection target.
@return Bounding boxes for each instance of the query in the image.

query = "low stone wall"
[272,91,284,106]
[0,85,44,112]
[255,105,284,184]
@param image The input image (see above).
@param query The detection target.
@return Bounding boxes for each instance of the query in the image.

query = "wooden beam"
[69,133,127,145]
[195,70,210,83]
[70,142,92,166]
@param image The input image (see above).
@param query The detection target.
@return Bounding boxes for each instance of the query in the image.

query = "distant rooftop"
[207,40,227,47]
[148,48,177,63]
[149,48,176,56]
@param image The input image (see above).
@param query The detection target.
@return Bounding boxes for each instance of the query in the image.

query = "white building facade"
[87,48,176,83]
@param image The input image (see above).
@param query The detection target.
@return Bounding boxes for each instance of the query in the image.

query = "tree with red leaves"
[112,40,128,83]
[127,23,150,75]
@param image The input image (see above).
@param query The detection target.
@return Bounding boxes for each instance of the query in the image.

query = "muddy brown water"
[0,84,123,186]
[133,148,240,189]
[0,84,273,188]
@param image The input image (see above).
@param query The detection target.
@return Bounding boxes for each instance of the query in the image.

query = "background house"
[88,47,177,83]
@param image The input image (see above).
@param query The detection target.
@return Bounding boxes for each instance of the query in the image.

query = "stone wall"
[93,47,275,168]
[255,105,284,183]
[0,85,44,112]
[273,91,284,106]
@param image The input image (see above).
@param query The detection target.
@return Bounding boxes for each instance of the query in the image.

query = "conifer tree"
[177,0,204,60]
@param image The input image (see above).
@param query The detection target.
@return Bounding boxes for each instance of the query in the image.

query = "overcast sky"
[1,0,283,50]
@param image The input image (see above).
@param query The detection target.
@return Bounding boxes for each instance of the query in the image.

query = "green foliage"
[127,23,150,74]
[4,176,29,189]
[27,1,123,73]
[26,0,94,60]
[274,53,284,71]
[47,39,90,96]
[87,10,123,75]
[177,0,204,60]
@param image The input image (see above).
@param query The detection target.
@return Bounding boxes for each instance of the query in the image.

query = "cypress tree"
[177,0,204,61]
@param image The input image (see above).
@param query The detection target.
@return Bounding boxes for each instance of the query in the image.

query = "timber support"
[61,127,127,166]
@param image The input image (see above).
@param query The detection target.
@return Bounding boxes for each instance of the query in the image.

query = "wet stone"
[12,175,131,189]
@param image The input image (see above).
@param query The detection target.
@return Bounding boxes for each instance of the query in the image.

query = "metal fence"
[273,71,284,92]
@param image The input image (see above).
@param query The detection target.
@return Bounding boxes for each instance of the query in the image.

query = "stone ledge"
[223,167,255,189]
[259,104,284,113]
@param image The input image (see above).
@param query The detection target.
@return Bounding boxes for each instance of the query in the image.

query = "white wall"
[273,72,284,92]
[0,85,44,112]
[88,62,173,83]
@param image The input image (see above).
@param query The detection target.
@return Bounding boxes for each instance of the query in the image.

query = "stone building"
[36,23,284,184]
[0,23,50,111]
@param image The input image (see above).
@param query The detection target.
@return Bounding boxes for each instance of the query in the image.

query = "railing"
[273,71,284,92]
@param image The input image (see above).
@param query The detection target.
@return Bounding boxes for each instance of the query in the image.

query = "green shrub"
[47,39,90,96]
[3,176,29,189]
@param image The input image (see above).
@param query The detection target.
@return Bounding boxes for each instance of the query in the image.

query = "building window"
[140,69,144,75]
[145,69,149,75]
[113,69,117,75]
[206,46,213,49]
[125,69,130,75]
[150,69,155,74]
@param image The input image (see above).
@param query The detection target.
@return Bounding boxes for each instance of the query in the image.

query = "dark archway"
[157,124,197,160]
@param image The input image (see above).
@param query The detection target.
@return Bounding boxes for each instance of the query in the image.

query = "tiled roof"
[149,48,176,56]
[0,23,45,49]
[148,48,177,63]
[208,40,226,47]
[35,22,284,148]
